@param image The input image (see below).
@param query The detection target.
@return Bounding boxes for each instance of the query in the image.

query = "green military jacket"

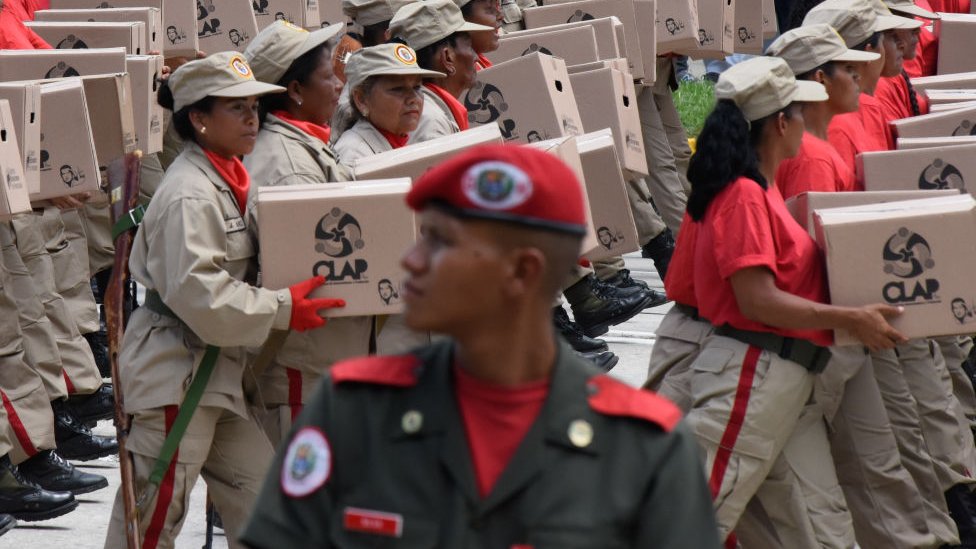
[242,340,721,548]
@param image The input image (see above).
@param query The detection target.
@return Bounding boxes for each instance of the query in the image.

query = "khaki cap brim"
[374,66,446,79]
[833,49,881,63]
[297,22,345,58]
[458,21,496,33]
[888,3,939,19]
[210,80,286,99]
[875,13,923,30]
[794,80,829,103]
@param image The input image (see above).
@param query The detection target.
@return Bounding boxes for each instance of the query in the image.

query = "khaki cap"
[169,51,284,112]
[388,0,495,51]
[244,20,345,84]
[868,0,924,28]
[804,0,919,47]
[345,43,446,90]
[342,0,414,26]
[766,24,880,76]
[715,56,828,122]
[886,0,939,19]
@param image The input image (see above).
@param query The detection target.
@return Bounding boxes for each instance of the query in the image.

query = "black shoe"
[18,450,108,496]
[566,276,649,338]
[576,349,619,371]
[67,383,115,425]
[554,307,608,353]
[641,228,676,281]
[0,454,77,522]
[0,513,14,536]
[603,268,651,292]
[946,484,976,541]
[52,399,118,461]
[83,331,111,379]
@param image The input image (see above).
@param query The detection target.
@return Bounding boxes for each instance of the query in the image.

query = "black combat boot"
[601,269,670,310]
[575,349,619,372]
[554,307,608,353]
[0,454,77,522]
[67,383,115,425]
[641,228,676,281]
[18,450,108,495]
[564,274,648,338]
[83,331,111,380]
[52,399,118,461]
[0,513,14,536]
[946,484,976,547]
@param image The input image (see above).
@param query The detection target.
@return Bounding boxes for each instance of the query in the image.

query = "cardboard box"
[488,26,601,66]
[0,83,41,194]
[257,179,416,317]
[318,0,344,26]
[912,71,976,91]
[897,135,976,149]
[523,0,645,81]
[34,7,163,53]
[734,0,764,54]
[859,143,976,196]
[0,48,127,81]
[936,13,976,75]
[35,80,100,201]
[925,90,976,105]
[48,0,199,57]
[762,0,778,39]
[786,190,961,237]
[569,67,646,175]
[126,55,165,154]
[890,104,976,139]
[464,52,584,144]
[527,136,599,255]
[502,17,624,61]
[352,124,503,180]
[676,0,734,58]
[930,100,976,113]
[814,194,976,343]
[26,21,146,55]
[575,130,639,260]
[631,0,656,84]
[252,0,319,29]
[656,0,699,53]
[0,101,33,221]
[567,58,630,74]
[79,74,137,172]
[197,0,259,53]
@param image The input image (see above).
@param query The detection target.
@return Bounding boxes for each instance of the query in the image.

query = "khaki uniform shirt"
[333,118,392,171]
[408,86,460,145]
[242,340,722,549]
[245,113,349,187]
[121,142,292,417]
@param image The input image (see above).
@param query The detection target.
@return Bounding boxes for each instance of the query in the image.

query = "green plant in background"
[674,80,716,138]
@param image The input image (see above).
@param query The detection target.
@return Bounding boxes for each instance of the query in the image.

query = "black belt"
[715,324,831,374]
[673,303,700,321]
[144,290,177,319]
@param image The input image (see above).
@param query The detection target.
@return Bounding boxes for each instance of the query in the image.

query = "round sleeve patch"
[281,427,332,498]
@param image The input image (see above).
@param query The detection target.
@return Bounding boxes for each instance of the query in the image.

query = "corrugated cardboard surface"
[80,74,137,171]
[502,17,623,61]
[48,0,199,57]
[0,83,41,194]
[859,143,976,197]
[26,21,146,55]
[569,67,646,175]
[657,0,699,52]
[0,48,127,81]
[488,26,601,66]
[786,190,961,238]
[936,14,976,75]
[35,7,163,53]
[527,136,599,255]
[35,80,100,201]
[897,135,976,149]
[0,101,33,220]
[197,0,259,53]
[891,104,976,138]
[353,124,503,181]
[576,131,639,260]
[126,55,165,154]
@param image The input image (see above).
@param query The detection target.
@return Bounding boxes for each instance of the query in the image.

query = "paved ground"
[3,253,666,548]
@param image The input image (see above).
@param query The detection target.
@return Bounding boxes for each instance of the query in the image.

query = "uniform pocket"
[224,226,255,261]
[691,347,734,374]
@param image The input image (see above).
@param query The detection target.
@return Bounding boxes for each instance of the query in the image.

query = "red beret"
[406,144,587,235]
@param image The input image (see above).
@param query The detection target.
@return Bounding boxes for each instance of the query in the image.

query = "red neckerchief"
[475,54,493,71]
[424,82,470,131]
[272,109,332,144]
[377,127,408,149]
[203,148,249,215]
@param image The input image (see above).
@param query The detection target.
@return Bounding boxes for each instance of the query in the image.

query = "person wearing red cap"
[241,144,721,549]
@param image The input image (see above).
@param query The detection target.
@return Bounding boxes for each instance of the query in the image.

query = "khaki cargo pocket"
[691,347,734,374]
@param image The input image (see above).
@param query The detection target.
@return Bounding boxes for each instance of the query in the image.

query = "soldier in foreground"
[241,145,721,548]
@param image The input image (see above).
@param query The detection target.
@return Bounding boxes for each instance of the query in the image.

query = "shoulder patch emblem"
[586,375,682,432]
[331,354,421,387]
[281,427,331,498]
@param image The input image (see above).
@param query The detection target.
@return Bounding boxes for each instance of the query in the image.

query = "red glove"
[288,276,346,332]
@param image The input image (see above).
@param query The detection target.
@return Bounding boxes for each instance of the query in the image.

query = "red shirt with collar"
[0,5,50,49]
[777,132,857,199]
[663,213,697,307]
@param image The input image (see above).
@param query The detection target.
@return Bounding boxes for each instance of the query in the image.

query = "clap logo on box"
[919,159,964,190]
[881,227,940,305]
[312,207,368,283]
[465,81,518,140]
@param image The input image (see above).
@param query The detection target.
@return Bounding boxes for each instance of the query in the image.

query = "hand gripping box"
[814,194,976,343]
[197,0,260,53]
[352,124,503,181]
[34,7,163,53]
[0,48,127,81]
[35,80,100,201]
[464,52,584,144]
[936,13,976,75]
[859,143,976,196]
[0,83,41,194]
[502,17,624,61]
[569,66,646,175]
[26,21,147,55]
[126,55,166,154]
[897,136,976,150]
[656,0,699,53]
[527,136,599,255]
[0,101,33,221]
[785,190,961,238]
[575,130,639,260]
[48,0,198,58]
[488,26,601,66]
[524,0,645,81]
[890,104,976,139]
[251,0,320,30]
[257,179,416,317]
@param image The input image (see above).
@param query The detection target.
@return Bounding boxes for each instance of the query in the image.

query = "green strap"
[111,204,145,240]
[146,344,220,488]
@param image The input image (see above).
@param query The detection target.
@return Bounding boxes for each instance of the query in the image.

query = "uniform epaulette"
[586,375,682,432]
[331,355,422,387]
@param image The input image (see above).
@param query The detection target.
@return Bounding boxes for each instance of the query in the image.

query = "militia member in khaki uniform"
[242,144,721,549]
[104,52,343,549]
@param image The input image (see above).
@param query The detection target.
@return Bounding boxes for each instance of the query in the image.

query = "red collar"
[202,148,250,215]
[475,54,493,71]
[377,126,409,149]
[424,82,470,131]
[272,109,332,144]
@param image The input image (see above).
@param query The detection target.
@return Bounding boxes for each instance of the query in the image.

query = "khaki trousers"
[80,190,115,276]
[644,306,713,412]
[934,336,976,433]
[686,335,854,548]
[105,406,274,549]
[41,208,99,334]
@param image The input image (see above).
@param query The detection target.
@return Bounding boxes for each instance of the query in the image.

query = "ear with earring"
[200,126,207,134]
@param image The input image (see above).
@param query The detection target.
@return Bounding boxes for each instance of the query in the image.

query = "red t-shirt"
[928,0,970,12]
[455,365,548,498]
[0,6,50,49]
[828,93,891,178]
[663,212,697,307]
[776,132,856,199]
[693,177,832,347]
[903,0,938,78]
[875,74,930,122]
